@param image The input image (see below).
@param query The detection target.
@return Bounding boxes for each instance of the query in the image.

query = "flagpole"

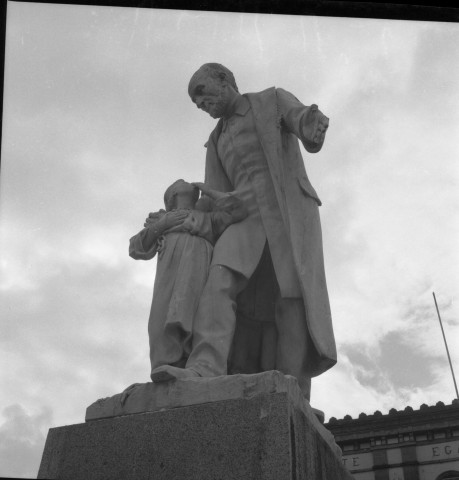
[433,292,459,400]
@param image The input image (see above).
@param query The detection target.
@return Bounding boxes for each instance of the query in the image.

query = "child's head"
[164,179,199,211]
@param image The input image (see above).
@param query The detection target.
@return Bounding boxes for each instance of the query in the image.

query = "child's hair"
[163,179,199,211]
[164,180,182,211]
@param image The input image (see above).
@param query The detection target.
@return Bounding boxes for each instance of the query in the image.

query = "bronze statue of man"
[150,63,336,399]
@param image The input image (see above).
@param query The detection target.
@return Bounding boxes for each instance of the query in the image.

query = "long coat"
[203,87,337,377]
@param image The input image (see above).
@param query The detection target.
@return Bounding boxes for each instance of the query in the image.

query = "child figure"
[129,179,247,379]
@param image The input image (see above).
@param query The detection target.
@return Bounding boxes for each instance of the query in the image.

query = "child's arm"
[129,210,188,260]
[142,210,188,248]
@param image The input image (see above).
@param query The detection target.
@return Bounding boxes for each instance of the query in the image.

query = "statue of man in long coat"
[151,63,336,399]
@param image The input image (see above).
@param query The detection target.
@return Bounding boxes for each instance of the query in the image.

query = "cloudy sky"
[1,2,458,477]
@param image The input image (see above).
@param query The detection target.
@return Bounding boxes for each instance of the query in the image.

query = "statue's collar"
[211,94,251,143]
[224,94,250,119]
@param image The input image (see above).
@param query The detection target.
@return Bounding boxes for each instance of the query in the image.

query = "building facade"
[326,400,459,480]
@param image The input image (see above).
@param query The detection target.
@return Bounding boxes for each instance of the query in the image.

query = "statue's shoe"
[150,365,200,383]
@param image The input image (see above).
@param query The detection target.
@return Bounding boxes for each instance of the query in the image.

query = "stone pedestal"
[38,371,353,480]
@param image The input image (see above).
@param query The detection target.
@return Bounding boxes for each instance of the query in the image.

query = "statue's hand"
[312,116,328,145]
[160,210,189,230]
[144,210,187,232]
[307,109,329,146]
[301,107,329,153]
[191,182,226,200]
[191,182,210,194]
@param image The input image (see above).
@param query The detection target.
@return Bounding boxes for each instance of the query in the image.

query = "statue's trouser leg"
[149,319,187,373]
[274,298,312,401]
[186,257,312,401]
[186,264,248,377]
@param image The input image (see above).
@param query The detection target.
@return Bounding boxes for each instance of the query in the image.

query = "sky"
[1,2,459,478]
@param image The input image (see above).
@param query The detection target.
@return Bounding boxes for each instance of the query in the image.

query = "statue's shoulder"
[245,87,276,102]
[245,87,278,116]
[274,87,301,103]
[245,87,295,99]
[246,87,301,111]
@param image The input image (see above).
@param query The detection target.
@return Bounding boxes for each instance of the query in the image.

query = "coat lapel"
[204,119,233,193]
[246,88,289,228]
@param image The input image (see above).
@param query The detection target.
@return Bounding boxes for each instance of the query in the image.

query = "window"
[435,471,459,480]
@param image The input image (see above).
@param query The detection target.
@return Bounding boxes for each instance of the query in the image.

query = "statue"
[145,63,337,400]
[129,179,247,379]
[41,66,342,480]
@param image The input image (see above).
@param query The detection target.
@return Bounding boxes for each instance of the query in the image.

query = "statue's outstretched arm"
[276,88,329,153]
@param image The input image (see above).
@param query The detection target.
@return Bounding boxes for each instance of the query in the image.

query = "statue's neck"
[222,92,242,119]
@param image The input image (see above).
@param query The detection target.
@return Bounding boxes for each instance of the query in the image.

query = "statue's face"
[188,70,230,119]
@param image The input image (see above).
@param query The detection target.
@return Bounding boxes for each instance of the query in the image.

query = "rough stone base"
[38,371,353,480]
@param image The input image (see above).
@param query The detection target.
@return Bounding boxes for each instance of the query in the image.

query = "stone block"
[38,371,353,480]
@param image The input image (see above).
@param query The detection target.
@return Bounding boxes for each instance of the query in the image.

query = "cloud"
[0,404,52,478]
[314,291,459,419]
[1,255,154,428]
[379,332,443,389]
[312,20,459,355]
[409,24,459,113]
[343,331,443,393]
[314,328,458,421]
[313,358,388,420]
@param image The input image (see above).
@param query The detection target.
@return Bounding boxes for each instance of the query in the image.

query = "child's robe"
[129,193,247,371]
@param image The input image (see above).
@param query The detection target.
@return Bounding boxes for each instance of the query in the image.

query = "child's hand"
[144,209,165,228]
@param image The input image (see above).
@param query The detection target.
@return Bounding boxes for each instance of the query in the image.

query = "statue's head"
[164,179,199,211]
[188,63,239,119]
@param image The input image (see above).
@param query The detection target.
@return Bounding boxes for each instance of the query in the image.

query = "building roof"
[326,399,459,441]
